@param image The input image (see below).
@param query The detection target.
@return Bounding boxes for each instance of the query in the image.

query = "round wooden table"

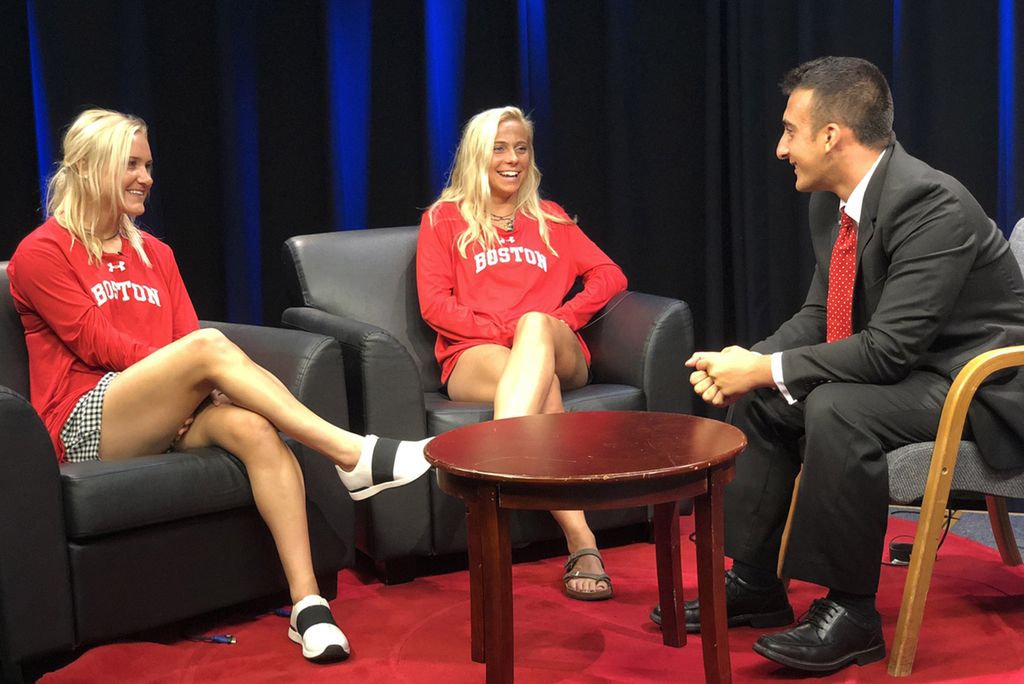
[425,411,746,684]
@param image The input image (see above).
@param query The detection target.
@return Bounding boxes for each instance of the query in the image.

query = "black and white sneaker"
[288,594,350,663]
[337,435,432,501]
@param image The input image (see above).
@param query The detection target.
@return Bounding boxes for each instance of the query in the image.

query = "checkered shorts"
[60,372,119,463]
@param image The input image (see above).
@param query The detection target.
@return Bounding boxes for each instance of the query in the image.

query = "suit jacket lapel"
[855,141,897,261]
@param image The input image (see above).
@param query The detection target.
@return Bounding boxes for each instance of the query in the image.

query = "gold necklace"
[490,213,515,232]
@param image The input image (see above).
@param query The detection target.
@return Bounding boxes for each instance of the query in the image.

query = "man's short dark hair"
[781,56,894,149]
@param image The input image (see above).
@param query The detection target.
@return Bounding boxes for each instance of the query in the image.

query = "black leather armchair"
[0,262,354,682]
[282,225,694,582]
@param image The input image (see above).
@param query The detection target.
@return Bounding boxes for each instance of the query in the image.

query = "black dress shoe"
[752,598,885,672]
[649,568,794,633]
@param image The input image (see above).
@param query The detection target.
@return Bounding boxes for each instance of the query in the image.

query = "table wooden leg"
[694,467,732,684]
[653,499,685,647]
[466,496,486,663]
[476,487,513,683]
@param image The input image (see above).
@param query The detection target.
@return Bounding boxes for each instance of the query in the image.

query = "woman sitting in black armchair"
[8,108,431,664]
[417,106,627,601]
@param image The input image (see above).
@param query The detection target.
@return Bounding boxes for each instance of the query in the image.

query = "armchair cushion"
[424,395,494,435]
[61,450,253,539]
[424,384,644,436]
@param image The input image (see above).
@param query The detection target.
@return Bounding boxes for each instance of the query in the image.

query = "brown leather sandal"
[562,547,613,601]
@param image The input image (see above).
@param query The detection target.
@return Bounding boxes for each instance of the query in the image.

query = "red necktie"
[826,209,857,342]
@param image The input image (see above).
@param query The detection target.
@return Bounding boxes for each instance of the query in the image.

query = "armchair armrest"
[201,321,348,429]
[580,291,694,414]
[0,387,75,662]
[282,307,428,438]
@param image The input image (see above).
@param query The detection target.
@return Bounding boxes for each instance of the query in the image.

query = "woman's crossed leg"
[448,312,611,599]
[96,327,432,661]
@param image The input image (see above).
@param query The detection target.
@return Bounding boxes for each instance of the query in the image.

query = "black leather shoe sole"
[686,605,794,633]
[753,639,886,672]
[650,604,794,632]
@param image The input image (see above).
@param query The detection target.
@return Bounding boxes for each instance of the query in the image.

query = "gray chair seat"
[887,440,1024,504]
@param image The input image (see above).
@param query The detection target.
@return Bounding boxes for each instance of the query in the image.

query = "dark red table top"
[424,411,746,485]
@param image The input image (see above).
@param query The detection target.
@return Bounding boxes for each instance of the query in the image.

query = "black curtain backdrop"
[3,1,1022,360]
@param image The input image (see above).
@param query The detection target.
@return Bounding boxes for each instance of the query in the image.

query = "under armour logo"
[498,236,516,245]
[107,261,126,272]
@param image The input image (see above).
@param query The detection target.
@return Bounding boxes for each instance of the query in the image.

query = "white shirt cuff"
[771,352,797,405]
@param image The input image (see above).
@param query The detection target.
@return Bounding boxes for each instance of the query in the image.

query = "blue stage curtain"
[3,0,1022,338]
[424,0,466,195]
[217,0,262,324]
[996,0,1019,235]
[327,0,371,232]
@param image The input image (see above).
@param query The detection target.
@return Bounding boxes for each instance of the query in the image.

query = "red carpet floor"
[41,515,1024,683]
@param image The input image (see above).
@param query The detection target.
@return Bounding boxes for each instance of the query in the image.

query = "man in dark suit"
[651,56,1024,673]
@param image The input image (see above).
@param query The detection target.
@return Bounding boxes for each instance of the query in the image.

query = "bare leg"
[542,381,609,597]
[494,312,588,415]
[447,313,588,404]
[179,403,318,602]
[91,329,394,661]
[98,328,363,466]
[449,313,608,596]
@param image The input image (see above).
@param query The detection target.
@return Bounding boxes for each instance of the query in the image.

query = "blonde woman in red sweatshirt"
[9,108,432,664]
[417,106,627,601]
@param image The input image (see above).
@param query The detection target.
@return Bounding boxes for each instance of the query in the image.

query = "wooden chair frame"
[778,345,1024,677]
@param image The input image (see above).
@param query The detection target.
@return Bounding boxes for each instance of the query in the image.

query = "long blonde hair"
[46,108,152,266]
[428,106,569,258]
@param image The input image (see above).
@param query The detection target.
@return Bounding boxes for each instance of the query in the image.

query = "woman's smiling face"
[488,118,531,204]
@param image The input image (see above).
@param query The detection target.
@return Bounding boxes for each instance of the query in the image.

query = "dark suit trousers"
[723,370,951,595]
